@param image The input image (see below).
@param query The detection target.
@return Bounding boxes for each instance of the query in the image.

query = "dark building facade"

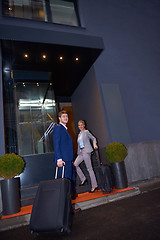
[0,0,160,193]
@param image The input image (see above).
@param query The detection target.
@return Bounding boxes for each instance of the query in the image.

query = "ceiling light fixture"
[59,56,63,60]
[24,54,29,58]
[42,54,47,59]
[75,57,79,61]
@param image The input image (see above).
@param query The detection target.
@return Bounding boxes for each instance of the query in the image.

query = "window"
[50,0,78,26]
[3,0,80,26]
[3,0,47,21]
[15,81,57,156]
[3,71,57,156]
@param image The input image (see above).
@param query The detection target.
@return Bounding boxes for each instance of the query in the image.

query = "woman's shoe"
[89,187,98,193]
[79,179,88,186]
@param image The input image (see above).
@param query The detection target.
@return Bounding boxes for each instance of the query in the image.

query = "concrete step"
[0,187,141,232]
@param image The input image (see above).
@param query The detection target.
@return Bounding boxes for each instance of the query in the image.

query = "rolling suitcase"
[29,166,72,234]
[95,150,114,194]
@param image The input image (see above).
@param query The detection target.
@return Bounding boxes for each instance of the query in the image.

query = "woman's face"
[78,122,85,132]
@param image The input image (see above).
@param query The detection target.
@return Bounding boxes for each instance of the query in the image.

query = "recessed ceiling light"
[24,54,28,58]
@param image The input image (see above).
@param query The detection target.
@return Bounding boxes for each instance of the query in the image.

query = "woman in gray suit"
[74,120,98,193]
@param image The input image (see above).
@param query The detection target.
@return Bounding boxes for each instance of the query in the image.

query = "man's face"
[59,113,68,125]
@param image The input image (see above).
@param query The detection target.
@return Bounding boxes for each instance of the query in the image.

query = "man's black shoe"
[72,192,78,200]
[72,207,81,214]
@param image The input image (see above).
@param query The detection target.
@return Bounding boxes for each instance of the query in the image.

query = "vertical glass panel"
[23,0,32,19]
[15,81,57,156]
[2,0,12,17]
[14,0,24,18]
[50,0,79,26]
[32,0,46,21]
[18,123,34,155]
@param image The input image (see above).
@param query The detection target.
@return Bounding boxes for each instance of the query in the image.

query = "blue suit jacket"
[52,124,75,183]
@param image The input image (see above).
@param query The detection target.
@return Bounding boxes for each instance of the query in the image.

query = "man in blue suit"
[52,110,77,200]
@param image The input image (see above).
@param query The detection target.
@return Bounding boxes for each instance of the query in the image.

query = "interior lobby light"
[23,83,26,87]
[37,83,39,87]
[42,54,47,59]
[19,99,56,109]
[4,67,10,73]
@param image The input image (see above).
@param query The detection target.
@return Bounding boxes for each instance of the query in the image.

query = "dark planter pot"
[1,177,21,215]
[111,161,128,189]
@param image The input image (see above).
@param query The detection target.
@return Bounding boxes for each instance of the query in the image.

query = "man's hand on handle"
[57,159,66,167]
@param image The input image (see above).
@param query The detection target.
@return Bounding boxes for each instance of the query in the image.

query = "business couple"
[52,111,98,195]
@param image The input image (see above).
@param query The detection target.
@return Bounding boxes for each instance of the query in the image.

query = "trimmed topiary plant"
[105,142,127,163]
[0,153,25,179]
[105,142,128,189]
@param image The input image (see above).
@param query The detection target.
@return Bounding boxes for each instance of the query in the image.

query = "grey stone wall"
[125,140,160,183]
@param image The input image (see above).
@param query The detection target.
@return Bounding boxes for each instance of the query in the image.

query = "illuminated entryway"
[3,70,57,156]
[1,38,103,187]
[15,80,56,156]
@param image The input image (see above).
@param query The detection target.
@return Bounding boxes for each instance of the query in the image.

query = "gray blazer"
[77,130,97,155]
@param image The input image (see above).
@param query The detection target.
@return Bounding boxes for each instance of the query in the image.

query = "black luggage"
[95,150,114,194]
[29,166,72,234]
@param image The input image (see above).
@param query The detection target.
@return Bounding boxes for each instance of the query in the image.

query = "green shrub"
[0,153,25,179]
[105,142,127,163]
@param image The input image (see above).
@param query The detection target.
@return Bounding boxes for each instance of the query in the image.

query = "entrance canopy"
[1,24,104,96]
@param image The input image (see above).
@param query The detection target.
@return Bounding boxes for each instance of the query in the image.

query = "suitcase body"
[95,150,114,194]
[98,165,113,194]
[29,174,72,234]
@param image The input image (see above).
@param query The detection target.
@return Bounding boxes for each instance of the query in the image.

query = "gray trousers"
[74,149,98,189]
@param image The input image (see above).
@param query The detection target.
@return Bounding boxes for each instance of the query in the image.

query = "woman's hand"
[94,145,98,149]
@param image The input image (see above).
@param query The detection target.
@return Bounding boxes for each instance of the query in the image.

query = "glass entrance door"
[3,69,57,156]
[15,81,57,156]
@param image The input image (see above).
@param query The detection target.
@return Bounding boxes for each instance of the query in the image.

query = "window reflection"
[4,0,46,21]
[50,0,78,26]
[15,82,57,156]
[3,0,79,26]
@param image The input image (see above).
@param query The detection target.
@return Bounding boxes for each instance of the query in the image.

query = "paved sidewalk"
[0,177,160,232]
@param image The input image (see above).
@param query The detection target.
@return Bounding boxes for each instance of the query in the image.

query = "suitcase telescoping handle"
[55,165,65,179]
[95,149,102,167]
